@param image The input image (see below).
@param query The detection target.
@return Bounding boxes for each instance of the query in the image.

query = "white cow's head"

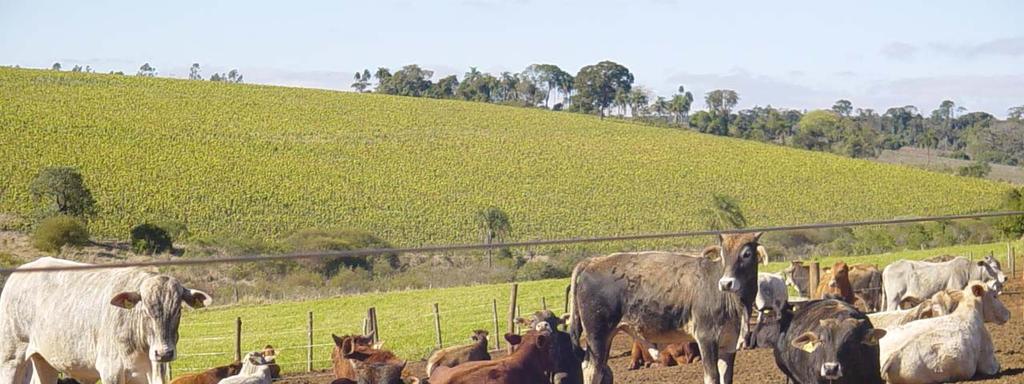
[110,275,212,363]
[977,255,1007,290]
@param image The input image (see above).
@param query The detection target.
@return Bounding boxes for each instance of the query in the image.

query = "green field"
[0,67,1013,247]
[172,240,1021,375]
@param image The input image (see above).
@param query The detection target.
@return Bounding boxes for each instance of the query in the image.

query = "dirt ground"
[281,279,1024,383]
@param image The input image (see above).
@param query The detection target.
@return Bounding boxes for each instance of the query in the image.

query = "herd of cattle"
[0,235,1012,384]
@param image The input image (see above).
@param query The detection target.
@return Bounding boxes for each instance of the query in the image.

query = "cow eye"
[742,250,752,259]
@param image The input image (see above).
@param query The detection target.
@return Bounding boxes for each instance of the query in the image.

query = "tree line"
[50,61,244,83]
[354,61,1023,168]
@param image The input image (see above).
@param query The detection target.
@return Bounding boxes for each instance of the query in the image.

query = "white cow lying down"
[219,352,270,384]
[0,257,211,384]
[879,281,1009,384]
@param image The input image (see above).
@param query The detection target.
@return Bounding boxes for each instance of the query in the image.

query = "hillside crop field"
[171,240,1022,376]
[0,67,1013,246]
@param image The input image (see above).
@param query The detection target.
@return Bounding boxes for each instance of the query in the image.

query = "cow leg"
[695,339,720,384]
[716,351,736,384]
[0,343,27,384]
[581,331,613,384]
[26,355,57,384]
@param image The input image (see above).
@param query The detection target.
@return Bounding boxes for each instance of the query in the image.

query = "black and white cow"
[568,233,764,384]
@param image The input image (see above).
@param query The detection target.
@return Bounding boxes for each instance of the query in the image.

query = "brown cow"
[330,334,411,384]
[169,361,242,384]
[628,341,700,370]
[848,264,883,312]
[261,345,282,379]
[814,261,856,304]
[425,330,491,376]
[428,330,555,384]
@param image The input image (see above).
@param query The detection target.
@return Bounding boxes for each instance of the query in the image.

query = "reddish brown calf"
[428,330,555,384]
[628,342,701,370]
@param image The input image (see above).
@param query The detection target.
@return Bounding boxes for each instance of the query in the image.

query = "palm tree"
[476,206,511,267]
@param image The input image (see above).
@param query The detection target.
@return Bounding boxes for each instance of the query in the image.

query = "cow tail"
[568,259,588,361]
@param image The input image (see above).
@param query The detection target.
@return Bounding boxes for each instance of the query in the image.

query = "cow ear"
[183,289,212,308]
[372,341,385,350]
[559,313,571,325]
[702,245,722,261]
[971,283,985,297]
[505,333,522,346]
[752,232,763,241]
[332,334,344,347]
[756,245,768,264]
[515,317,531,326]
[790,332,820,353]
[110,291,142,309]
[862,329,886,346]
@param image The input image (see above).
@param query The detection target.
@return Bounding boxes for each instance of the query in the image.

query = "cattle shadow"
[965,367,1024,381]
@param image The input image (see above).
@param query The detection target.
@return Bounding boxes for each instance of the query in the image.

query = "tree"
[189,63,202,80]
[376,65,433,97]
[832,99,853,117]
[227,69,243,83]
[1007,105,1024,121]
[209,73,222,82]
[700,193,747,230]
[130,223,173,254]
[572,60,634,117]
[627,87,650,117]
[457,68,498,102]
[996,188,1024,239]
[428,75,459,99]
[667,86,694,123]
[351,69,371,92]
[373,67,392,90]
[476,206,511,267]
[51,62,61,71]
[71,65,83,72]
[705,89,739,115]
[137,63,156,77]
[29,167,96,218]
[793,110,842,151]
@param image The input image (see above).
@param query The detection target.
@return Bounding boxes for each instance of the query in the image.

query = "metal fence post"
[492,299,501,350]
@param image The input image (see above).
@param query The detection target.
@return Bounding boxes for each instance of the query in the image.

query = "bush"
[516,261,568,281]
[286,228,397,277]
[32,216,89,252]
[130,223,173,254]
[29,167,96,217]
[957,161,991,178]
[154,219,189,242]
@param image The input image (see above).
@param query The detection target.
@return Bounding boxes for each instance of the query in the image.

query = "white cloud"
[880,42,918,61]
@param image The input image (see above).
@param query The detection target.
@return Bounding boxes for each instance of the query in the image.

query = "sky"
[1,0,1022,116]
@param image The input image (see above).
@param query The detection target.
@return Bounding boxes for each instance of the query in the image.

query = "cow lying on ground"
[0,257,212,384]
[769,299,886,384]
[330,334,411,384]
[880,281,1010,383]
[882,255,1005,311]
[261,345,281,379]
[428,330,555,384]
[425,330,491,377]
[169,361,242,384]
[627,342,700,370]
[219,352,271,384]
[868,289,962,330]
[569,233,765,384]
[516,310,581,384]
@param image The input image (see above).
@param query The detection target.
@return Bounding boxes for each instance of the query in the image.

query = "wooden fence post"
[367,307,379,343]
[433,303,443,349]
[491,299,501,350]
[808,262,820,299]
[541,297,547,311]
[307,311,313,372]
[564,285,571,314]
[1008,243,1015,277]
[507,283,518,354]
[234,317,242,362]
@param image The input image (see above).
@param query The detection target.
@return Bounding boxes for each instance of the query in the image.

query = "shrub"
[130,223,173,254]
[286,228,397,277]
[958,161,991,178]
[516,261,568,281]
[32,216,89,252]
[155,219,189,242]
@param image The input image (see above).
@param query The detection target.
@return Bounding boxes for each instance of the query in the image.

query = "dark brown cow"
[261,345,282,379]
[569,233,765,384]
[814,261,856,304]
[330,334,410,384]
[628,341,700,370]
[848,264,883,313]
[168,361,242,384]
[428,330,555,384]
[425,330,491,376]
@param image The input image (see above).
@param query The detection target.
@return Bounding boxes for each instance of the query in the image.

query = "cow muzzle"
[152,348,176,363]
[820,362,842,380]
[718,277,738,292]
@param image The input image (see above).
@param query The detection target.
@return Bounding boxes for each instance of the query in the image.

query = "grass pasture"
[173,240,1022,376]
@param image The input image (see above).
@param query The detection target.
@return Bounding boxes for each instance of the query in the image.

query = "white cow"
[0,257,212,384]
[218,353,270,384]
[868,289,962,330]
[879,281,1010,384]
[881,256,1005,311]
[755,273,788,322]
